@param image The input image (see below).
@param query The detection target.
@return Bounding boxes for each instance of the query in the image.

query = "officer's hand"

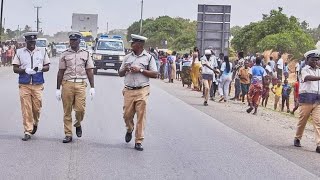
[124,64,131,72]
[25,68,37,75]
[89,88,95,100]
[56,89,62,101]
[130,66,140,73]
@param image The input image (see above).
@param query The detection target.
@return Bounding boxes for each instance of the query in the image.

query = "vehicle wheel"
[93,68,98,75]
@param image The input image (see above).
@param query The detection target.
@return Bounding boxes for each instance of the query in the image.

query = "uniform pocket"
[64,56,74,67]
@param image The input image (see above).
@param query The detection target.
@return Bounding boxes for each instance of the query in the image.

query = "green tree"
[231,7,314,58]
[230,26,242,37]
[6,29,16,39]
[127,16,196,51]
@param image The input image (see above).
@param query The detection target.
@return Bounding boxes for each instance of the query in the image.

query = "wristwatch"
[140,68,144,73]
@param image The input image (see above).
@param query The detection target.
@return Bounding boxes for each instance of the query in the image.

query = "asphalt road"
[0,57,318,180]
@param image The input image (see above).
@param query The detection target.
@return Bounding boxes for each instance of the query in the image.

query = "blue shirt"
[249,65,267,84]
[282,84,292,97]
[220,62,233,76]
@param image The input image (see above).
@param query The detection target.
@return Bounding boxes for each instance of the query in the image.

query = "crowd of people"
[0,41,19,67]
[148,46,303,115]
[149,46,320,153]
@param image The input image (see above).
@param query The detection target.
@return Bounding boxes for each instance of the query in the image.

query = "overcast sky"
[3,0,320,35]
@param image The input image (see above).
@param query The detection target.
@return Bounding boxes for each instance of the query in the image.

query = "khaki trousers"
[122,86,150,143]
[19,84,44,135]
[62,81,87,136]
[295,103,320,146]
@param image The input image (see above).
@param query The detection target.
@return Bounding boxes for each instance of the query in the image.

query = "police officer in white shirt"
[119,34,158,151]
[294,50,320,153]
[12,32,50,141]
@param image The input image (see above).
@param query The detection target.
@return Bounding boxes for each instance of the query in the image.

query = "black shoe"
[125,131,132,143]
[316,147,320,153]
[134,143,144,151]
[63,136,73,143]
[203,101,208,106]
[294,138,301,147]
[22,134,31,141]
[76,126,82,138]
[246,107,254,113]
[31,125,38,135]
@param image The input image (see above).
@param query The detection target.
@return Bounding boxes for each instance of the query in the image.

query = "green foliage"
[231,7,314,58]
[230,26,242,37]
[127,16,196,51]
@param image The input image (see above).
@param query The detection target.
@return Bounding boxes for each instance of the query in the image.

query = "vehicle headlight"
[119,56,125,62]
[93,54,102,60]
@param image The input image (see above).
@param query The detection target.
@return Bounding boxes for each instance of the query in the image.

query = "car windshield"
[83,36,93,42]
[56,45,67,49]
[97,41,123,51]
[36,40,46,47]
[80,42,86,47]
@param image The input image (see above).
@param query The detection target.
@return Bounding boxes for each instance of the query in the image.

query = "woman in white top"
[218,56,233,102]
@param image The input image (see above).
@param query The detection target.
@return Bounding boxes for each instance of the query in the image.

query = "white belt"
[66,79,85,83]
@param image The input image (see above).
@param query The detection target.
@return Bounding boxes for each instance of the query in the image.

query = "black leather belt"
[125,85,149,90]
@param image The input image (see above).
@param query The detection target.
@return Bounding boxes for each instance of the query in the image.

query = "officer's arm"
[42,64,50,72]
[41,52,50,72]
[86,69,94,88]
[13,65,26,74]
[141,69,158,78]
[142,56,158,78]
[57,69,65,89]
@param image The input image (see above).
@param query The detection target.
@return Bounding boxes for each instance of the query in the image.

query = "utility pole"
[0,0,3,42]
[139,0,143,35]
[34,6,41,32]
[107,22,109,34]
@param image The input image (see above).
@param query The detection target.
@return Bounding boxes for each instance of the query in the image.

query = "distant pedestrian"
[6,46,14,66]
[294,50,320,154]
[295,60,301,78]
[269,56,275,71]
[238,60,250,103]
[181,54,192,88]
[191,47,201,91]
[276,54,284,81]
[265,62,273,75]
[246,57,267,115]
[281,79,292,113]
[283,62,289,79]
[231,52,245,101]
[272,79,282,111]
[291,78,300,115]
[218,56,232,102]
[261,75,271,107]
[150,48,159,72]
[200,49,219,106]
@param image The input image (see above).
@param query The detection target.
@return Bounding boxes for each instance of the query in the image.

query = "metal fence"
[197,4,231,56]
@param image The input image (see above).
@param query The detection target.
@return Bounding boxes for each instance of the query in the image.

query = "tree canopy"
[127,16,196,51]
[231,7,315,58]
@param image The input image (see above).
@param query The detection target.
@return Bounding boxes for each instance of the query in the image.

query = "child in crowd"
[283,62,289,79]
[272,79,282,111]
[291,78,300,115]
[261,75,271,107]
[281,79,292,113]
